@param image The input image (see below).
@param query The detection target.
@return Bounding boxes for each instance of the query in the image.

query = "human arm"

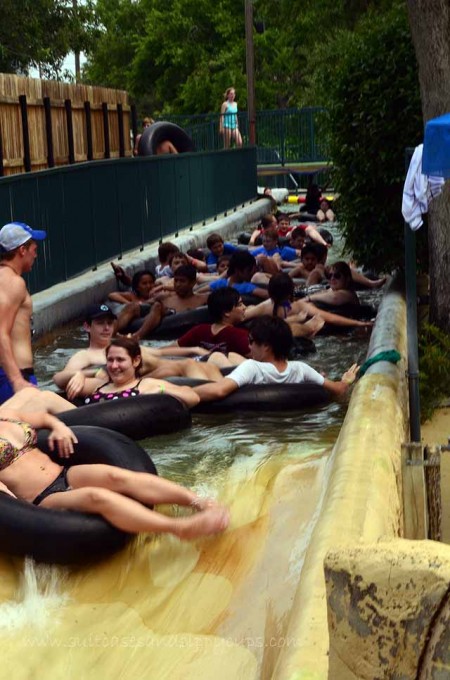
[186,254,209,272]
[65,372,105,401]
[193,377,239,402]
[108,291,134,303]
[248,229,262,246]
[111,262,132,287]
[140,378,200,408]
[52,350,104,390]
[146,344,211,357]
[243,300,272,320]
[3,408,78,458]
[306,289,357,306]
[322,364,359,401]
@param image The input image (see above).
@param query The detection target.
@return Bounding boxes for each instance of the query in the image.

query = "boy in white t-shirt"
[193,316,359,402]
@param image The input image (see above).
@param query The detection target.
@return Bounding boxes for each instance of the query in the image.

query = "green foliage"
[0,0,98,78]
[419,324,450,423]
[302,2,423,272]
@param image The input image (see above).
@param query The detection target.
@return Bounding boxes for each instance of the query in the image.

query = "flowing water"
[0,221,382,678]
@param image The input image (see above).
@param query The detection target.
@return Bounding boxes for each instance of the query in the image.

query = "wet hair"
[207,287,240,322]
[131,269,155,294]
[206,233,224,250]
[168,251,188,267]
[290,226,306,241]
[329,261,353,287]
[277,213,290,223]
[227,251,257,276]
[310,243,328,263]
[262,227,278,242]
[248,316,293,360]
[173,263,197,282]
[187,248,206,262]
[301,244,319,260]
[260,215,277,231]
[268,273,294,317]
[106,337,142,374]
[217,254,231,267]
[158,242,179,264]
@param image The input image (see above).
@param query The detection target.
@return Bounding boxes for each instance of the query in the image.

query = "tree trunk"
[406,0,450,332]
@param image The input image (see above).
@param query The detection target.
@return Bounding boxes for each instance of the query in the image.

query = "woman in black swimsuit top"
[67,337,200,409]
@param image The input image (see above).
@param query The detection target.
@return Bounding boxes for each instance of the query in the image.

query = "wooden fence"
[0,74,136,176]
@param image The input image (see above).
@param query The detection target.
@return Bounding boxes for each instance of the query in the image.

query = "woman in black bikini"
[65,337,199,408]
[0,407,229,538]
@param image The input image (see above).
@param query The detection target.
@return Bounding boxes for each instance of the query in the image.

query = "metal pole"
[245,0,256,145]
[404,149,421,443]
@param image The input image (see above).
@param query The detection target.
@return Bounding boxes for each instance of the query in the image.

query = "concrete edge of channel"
[32,198,272,337]
[272,275,411,680]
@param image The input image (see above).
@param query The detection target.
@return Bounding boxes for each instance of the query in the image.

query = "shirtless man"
[130,264,208,341]
[0,222,47,403]
[53,304,118,391]
[53,302,218,394]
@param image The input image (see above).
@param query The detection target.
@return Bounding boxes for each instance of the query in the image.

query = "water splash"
[0,558,69,632]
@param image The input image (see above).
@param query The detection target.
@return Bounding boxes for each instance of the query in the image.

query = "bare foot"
[190,496,220,511]
[175,507,230,540]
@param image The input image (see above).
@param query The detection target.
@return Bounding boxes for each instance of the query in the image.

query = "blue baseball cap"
[0,222,47,252]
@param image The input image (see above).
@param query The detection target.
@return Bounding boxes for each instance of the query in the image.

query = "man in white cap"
[0,221,46,403]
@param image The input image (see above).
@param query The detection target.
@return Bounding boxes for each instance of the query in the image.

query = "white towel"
[402,144,445,230]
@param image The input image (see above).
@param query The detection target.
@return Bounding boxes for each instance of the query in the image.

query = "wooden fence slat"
[0,73,131,175]
[19,94,31,172]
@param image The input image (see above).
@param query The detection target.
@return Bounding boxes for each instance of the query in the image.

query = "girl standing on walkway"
[219,87,243,149]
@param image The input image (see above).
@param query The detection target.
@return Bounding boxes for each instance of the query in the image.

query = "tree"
[299,2,423,272]
[406,0,450,332]
[0,0,97,79]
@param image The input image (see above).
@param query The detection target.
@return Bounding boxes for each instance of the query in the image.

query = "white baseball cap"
[0,222,47,252]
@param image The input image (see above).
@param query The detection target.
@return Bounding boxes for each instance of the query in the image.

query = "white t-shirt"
[227,359,325,388]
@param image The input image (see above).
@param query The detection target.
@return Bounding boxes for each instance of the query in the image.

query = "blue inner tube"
[58,394,192,440]
[137,121,195,156]
[0,425,157,565]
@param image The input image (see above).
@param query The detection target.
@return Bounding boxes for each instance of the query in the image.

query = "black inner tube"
[58,394,192,441]
[0,425,157,565]
[137,121,195,156]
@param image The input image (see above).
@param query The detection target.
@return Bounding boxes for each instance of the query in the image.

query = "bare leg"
[115,302,142,333]
[40,465,228,537]
[131,301,164,340]
[232,129,243,148]
[40,486,229,538]
[1,388,75,414]
[288,315,325,338]
[223,129,231,149]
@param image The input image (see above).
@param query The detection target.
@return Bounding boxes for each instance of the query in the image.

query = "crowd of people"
[0,195,386,548]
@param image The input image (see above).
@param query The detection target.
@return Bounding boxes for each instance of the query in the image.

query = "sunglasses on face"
[329,272,342,280]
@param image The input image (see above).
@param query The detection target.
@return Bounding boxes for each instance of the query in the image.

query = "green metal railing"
[161,107,329,164]
[0,147,257,294]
